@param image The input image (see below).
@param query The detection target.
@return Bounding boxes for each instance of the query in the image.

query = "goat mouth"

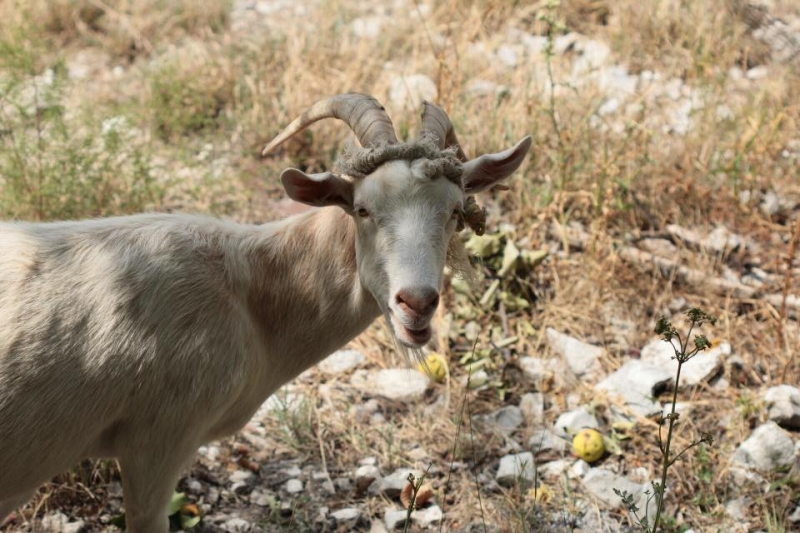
[398,324,432,347]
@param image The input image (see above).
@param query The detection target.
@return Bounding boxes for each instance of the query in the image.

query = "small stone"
[479,405,523,435]
[185,478,204,494]
[496,45,519,67]
[406,447,429,461]
[520,393,545,424]
[538,459,571,479]
[529,428,566,453]
[412,504,443,527]
[284,479,304,494]
[496,452,536,486]
[222,517,251,532]
[380,468,420,498]
[553,408,599,437]
[546,328,605,379]
[732,422,796,471]
[40,513,85,533]
[330,507,361,527]
[319,349,366,375]
[725,498,749,521]
[746,65,769,80]
[569,459,591,479]
[355,464,381,492]
[582,468,655,518]
[250,490,274,507]
[640,337,725,387]
[351,16,383,39]
[765,385,800,430]
[517,357,553,389]
[384,508,408,530]
[369,369,430,402]
[596,360,673,417]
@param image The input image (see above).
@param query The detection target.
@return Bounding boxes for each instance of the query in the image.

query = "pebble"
[330,507,361,527]
[284,478,304,494]
[732,422,796,471]
[595,360,673,417]
[40,513,85,533]
[553,408,599,437]
[640,337,726,387]
[380,468,420,498]
[546,328,605,379]
[318,349,366,375]
[764,385,800,430]
[388,74,437,110]
[384,508,409,530]
[520,392,545,424]
[412,504,443,527]
[582,468,655,518]
[368,369,430,402]
[479,405,524,435]
[529,428,567,453]
[496,452,536,486]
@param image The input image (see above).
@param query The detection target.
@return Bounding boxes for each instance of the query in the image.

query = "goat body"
[0,209,377,529]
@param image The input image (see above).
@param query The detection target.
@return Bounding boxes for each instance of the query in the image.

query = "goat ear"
[462,136,532,194]
[280,168,354,209]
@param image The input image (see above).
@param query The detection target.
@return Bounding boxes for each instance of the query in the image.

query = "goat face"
[267,93,531,348]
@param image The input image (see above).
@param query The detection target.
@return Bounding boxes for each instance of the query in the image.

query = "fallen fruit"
[417,353,448,383]
[572,428,605,463]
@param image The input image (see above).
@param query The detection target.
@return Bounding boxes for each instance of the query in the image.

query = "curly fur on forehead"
[335,136,464,187]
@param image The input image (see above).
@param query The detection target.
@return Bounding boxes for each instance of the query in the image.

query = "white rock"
[351,16,384,39]
[319,349,366,375]
[284,478,304,494]
[388,74,437,110]
[596,360,673,417]
[765,385,800,430]
[640,337,726,387]
[520,392,545,424]
[529,428,566,453]
[222,517,251,532]
[538,459,571,479]
[496,452,536,486]
[250,490,274,507]
[569,459,591,479]
[517,356,553,390]
[40,513,85,533]
[553,408,599,437]
[355,464,381,490]
[572,39,610,74]
[369,369,430,402]
[465,79,508,96]
[412,504,443,527]
[582,469,656,518]
[597,97,620,116]
[384,508,408,530]
[330,507,361,526]
[732,422,796,471]
[546,328,604,379]
[496,45,519,67]
[380,468,420,498]
[479,405,523,435]
[725,498,749,521]
[746,65,769,80]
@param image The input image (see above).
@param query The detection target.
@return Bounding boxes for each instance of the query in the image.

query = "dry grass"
[1,0,799,531]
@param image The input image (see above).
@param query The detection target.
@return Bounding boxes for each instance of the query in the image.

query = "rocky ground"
[1,0,799,532]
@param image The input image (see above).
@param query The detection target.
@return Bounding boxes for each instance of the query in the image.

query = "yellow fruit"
[417,353,448,383]
[572,428,605,463]
[527,483,553,505]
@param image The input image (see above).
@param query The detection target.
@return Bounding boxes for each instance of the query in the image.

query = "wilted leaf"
[465,233,502,258]
[498,239,520,277]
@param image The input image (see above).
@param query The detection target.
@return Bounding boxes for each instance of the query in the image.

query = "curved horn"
[262,93,398,156]
[419,101,467,162]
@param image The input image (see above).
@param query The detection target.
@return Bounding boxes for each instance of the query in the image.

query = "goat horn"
[419,101,467,162]
[262,93,398,156]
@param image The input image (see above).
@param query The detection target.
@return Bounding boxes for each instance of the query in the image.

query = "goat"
[0,93,531,532]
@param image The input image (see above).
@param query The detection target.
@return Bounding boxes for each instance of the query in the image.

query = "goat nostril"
[396,288,439,316]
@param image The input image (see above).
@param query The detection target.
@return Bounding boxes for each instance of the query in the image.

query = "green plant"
[616,308,717,533]
[0,40,163,220]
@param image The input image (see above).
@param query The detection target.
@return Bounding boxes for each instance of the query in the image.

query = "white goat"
[0,93,531,532]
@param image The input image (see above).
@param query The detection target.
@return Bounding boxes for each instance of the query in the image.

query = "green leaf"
[180,514,201,530]
[168,492,186,516]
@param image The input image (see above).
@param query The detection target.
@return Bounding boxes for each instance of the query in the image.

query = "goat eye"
[357,207,370,218]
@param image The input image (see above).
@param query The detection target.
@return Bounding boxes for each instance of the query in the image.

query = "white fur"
[0,136,528,531]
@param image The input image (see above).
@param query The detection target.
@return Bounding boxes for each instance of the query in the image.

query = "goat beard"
[386,236,477,367]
